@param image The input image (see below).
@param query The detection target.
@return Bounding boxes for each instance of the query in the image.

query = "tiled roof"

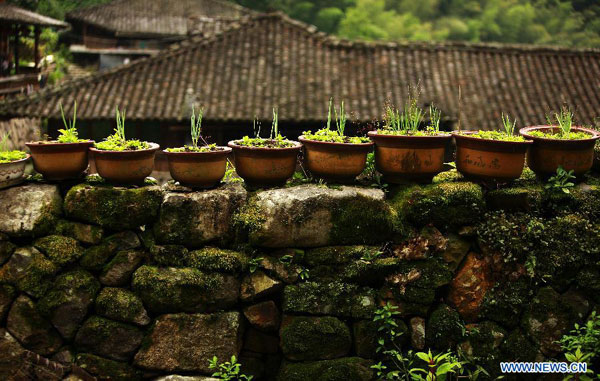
[0,3,68,27]
[66,0,254,37]
[2,13,600,130]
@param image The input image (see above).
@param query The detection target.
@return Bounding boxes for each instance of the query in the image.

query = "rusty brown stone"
[243,301,280,332]
[447,252,493,322]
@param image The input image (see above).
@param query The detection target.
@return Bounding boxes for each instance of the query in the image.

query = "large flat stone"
[238,185,395,248]
[131,266,239,314]
[0,184,62,237]
[134,312,243,373]
[154,185,247,247]
[64,184,163,231]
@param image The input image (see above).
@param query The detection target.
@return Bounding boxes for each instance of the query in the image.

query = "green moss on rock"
[481,277,533,328]
[277,357,374,381]
[486,186,543,212]
[391,182,484,230]
[76,353,141,381]
[188,247,249,273]
[74,316,144,361]
[0,247,58,298]
[95,287,150,326]
[79,231,141,272]
[131,265,238,314]
[280,316,351,361]
[54,220,104,245]
[150,244,189,267]
[500,329,539,363]
[300,246,381,267]
[64,184,162,231]
[283,281,376,319]
[34,235,83,267]
[426,304,465,350]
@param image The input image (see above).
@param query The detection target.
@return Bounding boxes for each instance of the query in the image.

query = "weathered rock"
[440,234,470,270]
[501,329,539,363]
[154,185,247,247]
[132,266,239,314]
[0,328,35,380]
[521,287,578,356]
[244,327,279,354]
[0,246,58,298]
[134,312,244,373]
[0,240,16,266]
[258,254,302,283]
[391,181,484,229]
[7,295,63,355]
[150,244,189,267]
[243,301,280,332]
[155,377,219,381]
[425,304,464,350]
[486,187,542,212]
[280,315,351,360]
[0,284,15,323]
[74,316,144,361]
[283,281,376,319]
[240,271,283,302]
[54,220,104,245]
[64,184,162,230]
[80,231,140,271]
[239,185,396,248]
[353,320,378,358]
[410,317,426,350]
[95,287,150,326]
[0,183,62,237]
[76,353,141,381]
[52,346,75,365]
[34,235,84,267]
[99,250,146,286]
[458,321,507,376]
[301,246,376,266]
[447,252,493,322]
[481,277,533,328]
[37,270,100,340]
[188,247,249,273]
[277,357,374,381]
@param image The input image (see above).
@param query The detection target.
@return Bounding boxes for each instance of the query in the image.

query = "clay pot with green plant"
[228,108,301,188]
[26,101,94,181]
[91,107,159,185]
[299,98,372,183]
[164,108,231,188]
[453,114,533,183]
[0,134,29,189]
[519,107,600,177]
[367,97,451,183]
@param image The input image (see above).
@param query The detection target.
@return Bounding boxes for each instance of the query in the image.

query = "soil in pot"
[26,141,94,181]
[164,146,232,188]
[519,126,600,177]
[453,131,532,183]
[227,139,301,188]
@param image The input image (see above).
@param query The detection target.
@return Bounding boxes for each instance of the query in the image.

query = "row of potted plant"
[0,101,598,190]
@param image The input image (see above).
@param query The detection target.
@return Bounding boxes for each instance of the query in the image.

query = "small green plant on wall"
[56,101,87,143]
[0,134,27,163]
[546,166,576,194]
[302,98,370,144]
[527,106,591,140]
[166,107,220,152]
[95,107,149,151]
[235,108,295,148]
[209,355,253,380]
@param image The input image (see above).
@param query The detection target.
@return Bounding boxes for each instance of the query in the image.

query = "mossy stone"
[34,235,84,267]
[426,304,465,350]
[391,182,484,230]
[95,287,150,326]
[0,284,16,322]
[0,247,58,298]
[99,250,146,286]
[64,184,162,231]
[301,246,381,267]
[486,186,543,212]
[0,240,16,266]
[576,266,600,303]
[500,329,539,363]
[74,316,144,361]
[280,316,351,360]
[53,220,104,245]
[76,353,141,381]
[131,265,239,314]
[188,247,249,273]
[282,281,376,319]
[80,231,141,272]
[37,270,100,340]
[481,277,533,328]
[277,357,374,381]
[150,244,189,267]
[459,321,507,376]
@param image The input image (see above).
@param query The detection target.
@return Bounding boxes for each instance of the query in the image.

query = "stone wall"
[0,169,599,380]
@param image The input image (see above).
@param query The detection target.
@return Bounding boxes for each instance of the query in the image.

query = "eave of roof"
[0,3,68,28]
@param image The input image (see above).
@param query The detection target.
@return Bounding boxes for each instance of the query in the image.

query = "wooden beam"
[13,24,19,75]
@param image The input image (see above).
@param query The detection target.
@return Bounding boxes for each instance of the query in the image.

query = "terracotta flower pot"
[164,147,232,188]
[25,141,94,181]
[90,143,160,185]
[227,140,302,188]
[367,131,451,183]
[453,132,533,183]
[0,155,29,189]
[519,126,600,177]
[298,136,373,182]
